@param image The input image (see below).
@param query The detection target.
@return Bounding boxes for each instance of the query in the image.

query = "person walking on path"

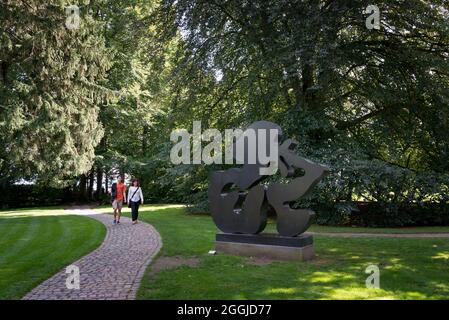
[111,176,127,225]
[128,179,144,224]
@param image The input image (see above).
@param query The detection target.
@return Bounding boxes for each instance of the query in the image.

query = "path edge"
[22,209,163,300]
[127,223,163,299]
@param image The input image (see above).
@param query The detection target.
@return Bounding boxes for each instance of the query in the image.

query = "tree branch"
[335,109,384,130]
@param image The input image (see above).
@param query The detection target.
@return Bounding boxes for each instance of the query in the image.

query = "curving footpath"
[23,208,162,300]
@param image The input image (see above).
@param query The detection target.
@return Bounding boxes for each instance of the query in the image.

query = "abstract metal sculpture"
[208,121,329,238]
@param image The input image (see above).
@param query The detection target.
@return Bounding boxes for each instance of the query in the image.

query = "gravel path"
[23,208,162,300]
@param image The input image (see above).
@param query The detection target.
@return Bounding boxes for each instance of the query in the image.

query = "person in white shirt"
[127,178,144,224]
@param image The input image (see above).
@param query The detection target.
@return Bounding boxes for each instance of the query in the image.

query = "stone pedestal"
[215,233,315,261]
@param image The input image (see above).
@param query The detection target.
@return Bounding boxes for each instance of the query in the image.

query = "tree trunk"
[96,167,103,200]
[79,174,87,201]
[140,124,149,185]
[88,170,94,201]
[105,171,109,195]
[142,125,148,155]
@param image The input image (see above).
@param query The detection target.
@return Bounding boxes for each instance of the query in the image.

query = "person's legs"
[116,200,123,223]
[135,202,140,221]
[131,201,137,222]
[112,200,118,224]
[131,201,140,224]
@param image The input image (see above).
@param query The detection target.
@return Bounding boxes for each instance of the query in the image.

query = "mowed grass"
[0,207,106,299]
[93,205,449,300]
[308,225,449,234]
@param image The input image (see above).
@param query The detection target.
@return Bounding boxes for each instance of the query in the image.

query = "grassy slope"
[94,205,449,300]
[0,207,106,299]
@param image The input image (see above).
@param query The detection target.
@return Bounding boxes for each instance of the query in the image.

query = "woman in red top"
[112,176,126,225]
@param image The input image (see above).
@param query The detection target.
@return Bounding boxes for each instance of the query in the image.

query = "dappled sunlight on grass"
[92,204,185,214]
[0,206,115,219]
[397,291,428,299]
[431,251,449,260]
[309,271,356,284]
[265,287,296,294]
[9,205,444,300]
[430,281,449,291]
[431,252,449,260]
[141,204,186,211]
[133,204,449,300]
[0,207,67,219]
[325,287,393,300]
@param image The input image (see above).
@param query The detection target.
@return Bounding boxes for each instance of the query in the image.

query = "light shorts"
[112,200,123,210]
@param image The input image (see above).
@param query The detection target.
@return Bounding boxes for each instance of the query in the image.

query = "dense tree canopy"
[145,0,449,213]
[1,1,448,225]
[0,0,113,183]
[159,0,449,170]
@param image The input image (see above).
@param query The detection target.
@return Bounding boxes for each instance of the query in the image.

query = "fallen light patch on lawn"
[104,204,449,300]
[150,256,200,277]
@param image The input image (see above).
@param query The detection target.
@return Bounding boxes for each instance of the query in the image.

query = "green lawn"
[308,225,449,234]
[94,205,449,300]
[0,207,106,299]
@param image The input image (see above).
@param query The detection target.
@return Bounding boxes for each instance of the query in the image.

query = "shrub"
[0,185,70,209]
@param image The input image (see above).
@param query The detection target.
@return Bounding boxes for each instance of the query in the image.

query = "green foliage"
[146,0,449,222]
[0,185,70,209]
[310,161,449,226]
[0,1,113,182]
[1,1,448,226]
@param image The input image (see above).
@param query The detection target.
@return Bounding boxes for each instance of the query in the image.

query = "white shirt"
[127,186,144,203]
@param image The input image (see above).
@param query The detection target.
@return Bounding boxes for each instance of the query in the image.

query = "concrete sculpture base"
[215,233,315,261]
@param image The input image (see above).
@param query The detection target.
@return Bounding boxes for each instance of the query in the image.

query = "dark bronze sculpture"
[209,121,329,237]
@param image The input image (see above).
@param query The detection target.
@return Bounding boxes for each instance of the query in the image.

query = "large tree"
[0,0,113,184]
[146,0,449,211]
[160,0,449,164]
